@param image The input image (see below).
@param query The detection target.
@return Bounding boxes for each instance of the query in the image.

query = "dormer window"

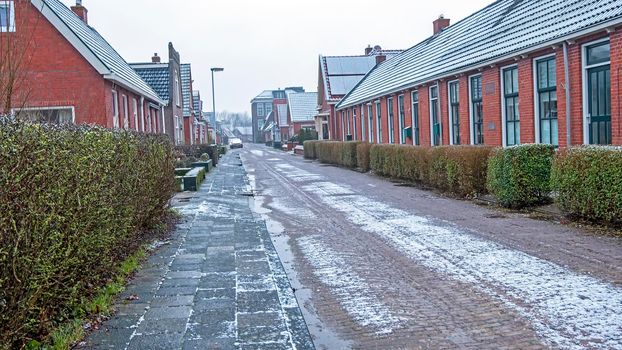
[0,1,15,33]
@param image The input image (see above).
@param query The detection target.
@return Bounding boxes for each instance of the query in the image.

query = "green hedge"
[0,121,175,348]
[356,142,372,172]
[315,141,361,168]
[552,146,622,223]
[303,140,319,159]
[370,144,493,197]
[487,144,555,208]
[175,144,219,166]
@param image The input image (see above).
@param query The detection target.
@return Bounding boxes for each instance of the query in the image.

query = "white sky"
[60,0,492,114]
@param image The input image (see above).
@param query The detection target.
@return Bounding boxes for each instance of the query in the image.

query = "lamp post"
[211,67,224,144]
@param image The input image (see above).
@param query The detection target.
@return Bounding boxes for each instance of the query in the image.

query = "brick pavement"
[82,151,314,350]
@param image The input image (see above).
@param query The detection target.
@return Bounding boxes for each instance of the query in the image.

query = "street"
[241,144,622,350]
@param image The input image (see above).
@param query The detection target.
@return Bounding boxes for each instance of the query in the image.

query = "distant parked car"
[229,138,243,149]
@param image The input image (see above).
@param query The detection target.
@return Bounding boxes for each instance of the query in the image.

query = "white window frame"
[398,94,405,144]
[0,1,15,33]
[387,97,395,144]
[581,37,611,145]
[132,98,139,131]
[468,74,483,145]
[341,110,346,141]
[122,95,129,129]
[375,101,382,143]
[12,106,75,124]
[447,80,459,145]
[532,53,557,144]
[352,108,357,141]
[174,115,182,144]
[500,63,519,147]
[111,90,119,128]
[257,103,264,117]
[429,84,441,146]
[361,104,366,142]
[174,69,181,107]
[412,90,419,146]
[367,104,373,142]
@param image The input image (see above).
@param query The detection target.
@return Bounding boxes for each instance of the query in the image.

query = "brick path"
[83,151,314,350]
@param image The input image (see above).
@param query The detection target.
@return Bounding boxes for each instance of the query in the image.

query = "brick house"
[336,0,622,147]
[287,91,318,137]
[131,44,185,144]
[180,63,197,145]
[5,0,165,130]
[317,46,402,141]
[192,90,208,144]
[251,87,305,143]
[251,90,275,143]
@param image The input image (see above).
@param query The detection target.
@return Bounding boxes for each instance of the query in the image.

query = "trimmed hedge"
[175,144,219,166]
[303,140,319,160]
[487,144,555,208]
[0,121,175,348]
[356,142,372,172]
[316,141,361,168]
[370,144,494,197]
[552,146,622,223]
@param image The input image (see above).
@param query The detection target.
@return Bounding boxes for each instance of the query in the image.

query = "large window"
[367,104,373,142]
[398,95,405,144]
[352,108,357,141]
[0,1,15,33]
[265,103,273,115]
[257,103,264,117]
[112,90,119,128]
[17,107,74,124]
[536,57,558,145]
[361,105,366,142]
[174,70,180,107]
[584,40,611,145]
[347,109,352,140]
[341,111,346,140]
[430,85,441,146]
[132,98,139,131]
[376,102,382,143]
[448,81,460,145]
[502,66,520,146]
[412,91,420,145]
[387,97,395,143]
[122,95,129,129]
[470,76,484,145]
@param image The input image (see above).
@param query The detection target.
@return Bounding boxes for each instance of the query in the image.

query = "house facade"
[336,0,622,148]
[251,90,275,143]
[180,63,197,145]
[317,46,402,141]
[5,0,165,131]
[287,91,318,136]
[131,43,185,144]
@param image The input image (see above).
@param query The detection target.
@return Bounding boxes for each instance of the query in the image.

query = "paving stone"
[135,318,188,335]
[144,306,193,320]
[127,333,183,350]
[150,295,195,307]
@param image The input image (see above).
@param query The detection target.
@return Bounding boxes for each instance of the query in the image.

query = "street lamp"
[211,67,224,144]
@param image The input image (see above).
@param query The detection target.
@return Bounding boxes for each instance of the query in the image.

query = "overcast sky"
[61,0,492,115]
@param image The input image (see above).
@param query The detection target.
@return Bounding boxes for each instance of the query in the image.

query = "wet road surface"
[242,144,622,350]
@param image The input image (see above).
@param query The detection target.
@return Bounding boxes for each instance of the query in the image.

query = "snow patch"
[297,235,403,335]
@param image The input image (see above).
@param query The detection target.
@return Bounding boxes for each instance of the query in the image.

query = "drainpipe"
[563,41,571,147]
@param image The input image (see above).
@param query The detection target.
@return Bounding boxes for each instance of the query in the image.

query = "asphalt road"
[241,143,622,350]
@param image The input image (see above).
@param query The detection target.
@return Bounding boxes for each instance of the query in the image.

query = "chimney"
[152,53,161,63]
[365,45,373,56]
[71,1,88,24]
[376,54,386,65]
[433,15,450,35]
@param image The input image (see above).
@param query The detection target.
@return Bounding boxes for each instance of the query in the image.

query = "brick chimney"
[376,54,386,65]
[433,15,450,35]
[365,45,373,55]
[71,0,88,24]
[152,53,161,63]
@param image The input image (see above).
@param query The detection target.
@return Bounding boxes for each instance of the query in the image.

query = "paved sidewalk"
[83,151,314,350]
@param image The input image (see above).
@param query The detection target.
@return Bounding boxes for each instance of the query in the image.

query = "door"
[587,65,611,145]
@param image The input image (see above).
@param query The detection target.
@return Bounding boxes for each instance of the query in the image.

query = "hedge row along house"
[335,0,622,148]
[316,46,402,141]
[2,0,210,145]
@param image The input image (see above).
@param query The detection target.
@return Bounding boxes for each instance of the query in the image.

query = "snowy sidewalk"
[83,151,314,350]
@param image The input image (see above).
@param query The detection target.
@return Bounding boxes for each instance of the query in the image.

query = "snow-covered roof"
[288,92,318,122]
[234,127,253,136]
[251,90,274,102]
[338,0,622,109]
[33,0,164,105]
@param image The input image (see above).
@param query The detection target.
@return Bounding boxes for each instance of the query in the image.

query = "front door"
[587,65,611,145]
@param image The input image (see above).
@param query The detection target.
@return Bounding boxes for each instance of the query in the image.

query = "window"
[387,97,394,143]
[122,95,129,129]
[584,40,611,145]
[265,103,273,115]
[412,91,420,145]
[174,70,180,107]
[367,104,374,142]
[536,57,558,145]
[132,98,139,131]
[111,90,119,128]
[352,108,357,141]
[398,95,405,144]
[448,81,460,145]
[257,103,264,117]
[346,109,352,140]
[502,66,520,146]
[376,102,382,143]
[430,85,441,146]
[0,1,15,33]
[361,105,366,142]
[470,76,484,145]
[341,110,346,140]
[16,107,74,124]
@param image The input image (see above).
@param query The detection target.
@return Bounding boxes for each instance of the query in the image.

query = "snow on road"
[297,235,404,335]
[284,164,622,350]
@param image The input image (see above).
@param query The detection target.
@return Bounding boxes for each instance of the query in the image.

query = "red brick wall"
[518,59,535,144]
[439,81,450,145]
[458,76,470,144]
[482,67,502,146]
[610,29,622,145]
[419,87,431,146]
